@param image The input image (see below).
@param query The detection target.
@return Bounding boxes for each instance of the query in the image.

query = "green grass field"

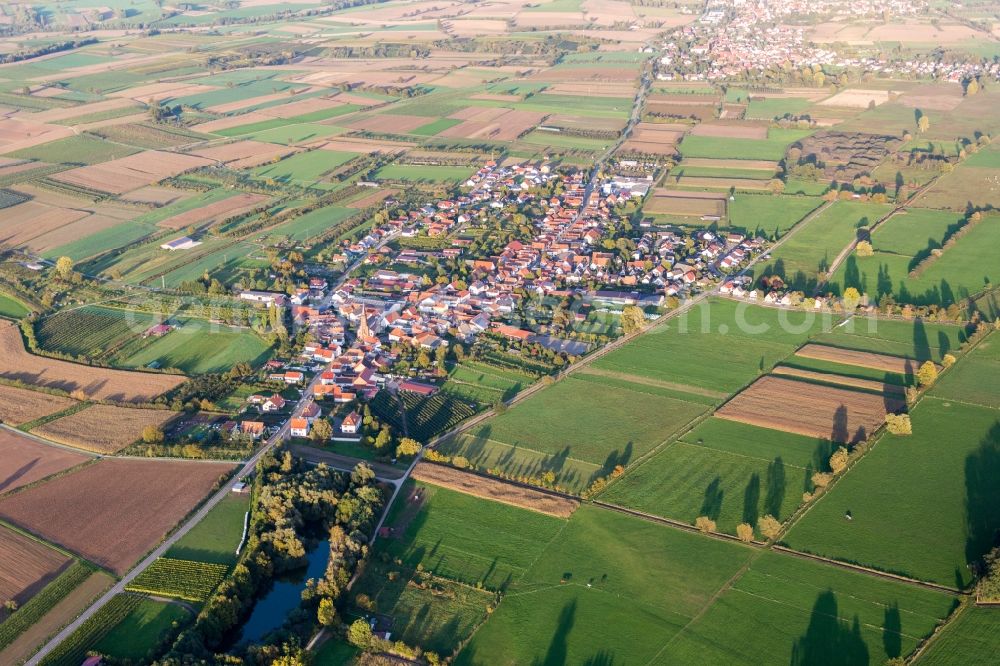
[601,418,834,534]
[918,606,1000,665]
[651,551,956,665]
[36,306,156,359]
[592,299,836,395]
[381,481,566,590]
[167,493,248,565]
[92,598,189,661]
[810,316,971,362]
[745,97,812,119]
[0,293,29,319]
[753,200,892,291]
[456,505,755,665]
[727,194,822,237]
[7,134,140,164]
[113,319,272,374]
[783,397,1000,588]
[266,205,355,241]
[679,129,813,161]
[253,150,356,186]
[933,333,1000,408]
[374,164,474,183]
[409,117,462,136]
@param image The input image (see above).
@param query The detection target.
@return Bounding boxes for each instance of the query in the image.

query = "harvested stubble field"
[33,404,177,454]
[188,140,297,166]
[0,384,76,426]
[411,462,579,518]
[0,524,70,610]
[0,321,184,402]
[689,121,768,139]
[795,343,929,374]
[644,190,725,216]
[0,458,234,575]
[0,429,90,495]
[157,192,269,229]
[51,150,212,195]
[717,375,902,443]
[771,365,906,396]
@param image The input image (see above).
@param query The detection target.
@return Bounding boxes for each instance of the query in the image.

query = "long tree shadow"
[533,599,577,666]
[883,602,902,660]
[765,457,786,517]
[0,458,40,493]
[743,473,761,525]
[790,590,869,666]
[964,421,1000,585]
[913,318,931,362]
[700,477,724,520]
[831,405,849,444]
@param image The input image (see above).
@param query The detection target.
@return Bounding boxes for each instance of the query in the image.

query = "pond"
[235,538,329,645]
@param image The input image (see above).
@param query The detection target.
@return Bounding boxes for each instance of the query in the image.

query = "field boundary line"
[771,546,964,596]
[908,599,969,664]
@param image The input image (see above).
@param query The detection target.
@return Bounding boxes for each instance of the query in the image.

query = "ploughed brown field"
[716,375,904,443]
[33,404,177,454]
[689,121,769,139]
[411,461,579,518]
[0,321,184,402]
[0,525,70,612]
[157,192,269,229]
[51,150,212,195]
[0,383,76,426]
[644,190,725,217]
[795,343,931,374]
[0,428,90,495]
[0,458,234,575]
[772,365,906,396]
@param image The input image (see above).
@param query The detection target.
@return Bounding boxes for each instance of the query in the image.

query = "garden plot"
[716,375,902,443]
[51,150,212,195]
[0,458,233,575]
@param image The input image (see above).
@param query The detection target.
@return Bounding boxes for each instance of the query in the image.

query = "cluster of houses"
[658,0,999,84]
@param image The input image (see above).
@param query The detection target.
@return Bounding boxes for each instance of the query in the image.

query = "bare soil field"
[630,123,685,145]
[0,159,52,179]
[157,192,269,229]
[795,344,930,374]
[0,201,88,248]
[257,96,345,118]
[644,190,726,216]
[866,21,983,44]
[411,462,579,518]
[121,186,189,206]
[689,121,768,139]
[347,187,397,209]
[646,102,716,120]
[0,428,90,495]
[547,82,636,97]
[51,150,212,195]
[447,19,510,37]
[470,92,522,102]
[818,89,895,109]
[33,404,177,454]
[0,321,184,402]
[29,98,137,124]
[440,109,546,141]
[108,82,218,103]
[515,13,590,29]
[543,114,626,133]
[206,88,314,115]
[0,458,233,575]
[316,138,410,154]
[0,525,70,609]
[193,112,275,134]
[448,106,511,122]
[0,569,113,665]
[674,176,768,190]
[190,140,297,165]
[347,113,436,133]
[717,375,902,443]
[0,384,75,427]
[682,157,779,170]
[897,82,964,112]
[0,118,74,153]
[772,366,906,396]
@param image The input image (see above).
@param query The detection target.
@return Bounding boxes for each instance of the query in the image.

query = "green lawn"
[253,150,356,186]
[167,493,248,565]
[810,316,971,362]
[727,194,822,237]
[745,97,812,120]
[266,205,355,241]
[6,134,139,164]
[918,606,1000,665]
[783,397,1000,588]
[679,129,813,161]
[374,164,474,183]
[601,418,834,535]
[92,597,188,661]
[592,299,836,394]
[753,200,892,291]
[0,293,29,319]
[456,505,755,665]
[114,319,272,374]
[651,551,957,665]
[381,481,566,590]
[933,332,1000,408]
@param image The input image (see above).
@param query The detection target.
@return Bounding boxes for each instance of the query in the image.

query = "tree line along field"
[753,200,893,292]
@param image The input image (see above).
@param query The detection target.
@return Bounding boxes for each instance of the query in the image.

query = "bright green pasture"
[167,493,248,566]
[456,505,754,666]
[680,129,813,161]
[113,319,272,374]
[652,551,956,665]
[381,482,566,590]
[266,205,355,241]
[592,299,836,394]
[871,208,963,256]
[745,97,811,119]
[464,374,708,466]
[242,123,345,145]
[374,164,473,183]
[409,118,462,136]
[0,293,29,319]
[919,606,1000,665]
[753,200,892,291]
[933,332,1000,408]
[6,134,139,164]
[253,150,356,186]
[727,194,822,237]
[810,316,971,362]
[601,439,809,534]
[783,398,1000,588]
[92,598,188,661]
